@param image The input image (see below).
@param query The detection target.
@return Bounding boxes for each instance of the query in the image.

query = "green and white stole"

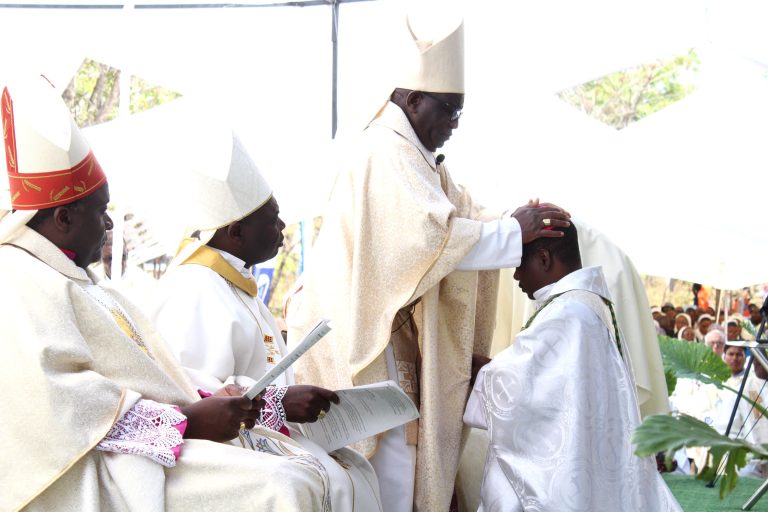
[522,291,623,356]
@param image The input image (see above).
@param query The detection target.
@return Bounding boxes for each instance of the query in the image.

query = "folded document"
[298,380,419,452]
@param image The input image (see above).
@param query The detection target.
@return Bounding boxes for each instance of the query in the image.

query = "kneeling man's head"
[513,222,581,299]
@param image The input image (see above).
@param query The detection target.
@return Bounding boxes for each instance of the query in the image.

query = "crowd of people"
[0,9,708,512]
[650,300,768,476]
[651,301,763,343]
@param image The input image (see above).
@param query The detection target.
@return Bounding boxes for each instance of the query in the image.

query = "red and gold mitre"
[2,77,106,210]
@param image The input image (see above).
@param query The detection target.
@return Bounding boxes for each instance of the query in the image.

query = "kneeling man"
[464,223,682,511]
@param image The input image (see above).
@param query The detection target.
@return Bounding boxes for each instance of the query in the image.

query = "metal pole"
[330,0,339,139]
[111,1,133,283]
[743,480,768,510]
[709,298,768,491]
[743,299,768,510]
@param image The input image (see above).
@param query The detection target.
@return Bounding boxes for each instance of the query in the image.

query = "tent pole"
[111,2,134,283]
[331,0,339,139]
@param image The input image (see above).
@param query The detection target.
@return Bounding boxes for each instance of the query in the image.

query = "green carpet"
[664,474,768,511]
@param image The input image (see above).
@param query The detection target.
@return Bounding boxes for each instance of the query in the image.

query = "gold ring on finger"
[240,421,247,431]
[317,409,327,420]
[542,218,551,226]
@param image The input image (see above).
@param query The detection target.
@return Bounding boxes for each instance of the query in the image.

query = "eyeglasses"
[421,92,463,122]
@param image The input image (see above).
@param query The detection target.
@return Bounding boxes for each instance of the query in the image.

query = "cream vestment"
[288,101,516,511]
[464,267,682,512]
[148,246,383,512]
[0,227,328,512]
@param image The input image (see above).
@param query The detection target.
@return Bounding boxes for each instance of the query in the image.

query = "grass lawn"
[664,474,768,511]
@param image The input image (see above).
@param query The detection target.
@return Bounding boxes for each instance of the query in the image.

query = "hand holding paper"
[282,385,340,423]
[298,380,420,452]
[244,319,331,400]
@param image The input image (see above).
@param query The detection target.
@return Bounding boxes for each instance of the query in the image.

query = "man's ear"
[52,206,74,234]
[404,91,423,114]
[226,221,243,244]
[538,248,552,272]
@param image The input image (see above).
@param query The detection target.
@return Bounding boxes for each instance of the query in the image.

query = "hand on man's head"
[512,202,571,244]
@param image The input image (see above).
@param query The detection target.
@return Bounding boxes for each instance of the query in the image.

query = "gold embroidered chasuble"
[0,227,326,512]
[288,102,500,511]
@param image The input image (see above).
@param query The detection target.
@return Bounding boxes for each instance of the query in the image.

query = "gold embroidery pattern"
[109,309,151,356]
[51,185,70,201]
[229,282,281,366]
[396,361,417,394]
[6,150,106,209]
[2,88,17,174]
[85,287,153,359]
[22,179,41,192]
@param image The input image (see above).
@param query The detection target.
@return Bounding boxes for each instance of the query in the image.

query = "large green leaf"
[647,336,768,499]
[633,414,768,498]
[664,366,677,396]
[659,336,731,386]
[659,336,768,417]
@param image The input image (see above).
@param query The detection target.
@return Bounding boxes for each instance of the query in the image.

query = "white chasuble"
[465,267,682,512]
[490,220,671,419]
[149,247,382,512]
[0,228,328,512]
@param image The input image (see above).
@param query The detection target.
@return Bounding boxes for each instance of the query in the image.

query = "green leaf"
[664,366,677,396]
[658,336,731,386]
[659,335,768,417]
[633,414,768,499]
[634,414,749,457]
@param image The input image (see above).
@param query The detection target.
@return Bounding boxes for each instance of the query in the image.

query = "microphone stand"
[706,296,768,510]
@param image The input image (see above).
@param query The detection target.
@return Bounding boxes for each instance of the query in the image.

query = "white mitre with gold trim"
[171,129,273,266]
[396,9,464,94]
[185,130,272,233]
[365,6,465,126]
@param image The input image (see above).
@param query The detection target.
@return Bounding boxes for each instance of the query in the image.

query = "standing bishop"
[287,10,570,511]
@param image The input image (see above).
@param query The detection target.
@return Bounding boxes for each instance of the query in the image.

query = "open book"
[298,380,420,453]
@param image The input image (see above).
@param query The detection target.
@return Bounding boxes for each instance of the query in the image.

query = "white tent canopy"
[1,0,766,288]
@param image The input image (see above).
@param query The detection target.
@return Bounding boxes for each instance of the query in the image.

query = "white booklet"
[298,380,420,453]
[244,319,331,400]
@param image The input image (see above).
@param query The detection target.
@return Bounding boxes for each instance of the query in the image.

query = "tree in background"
[59,57,314,318]
[61,58,181,280]
[61,58,181,127]
[557,49,700,130]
